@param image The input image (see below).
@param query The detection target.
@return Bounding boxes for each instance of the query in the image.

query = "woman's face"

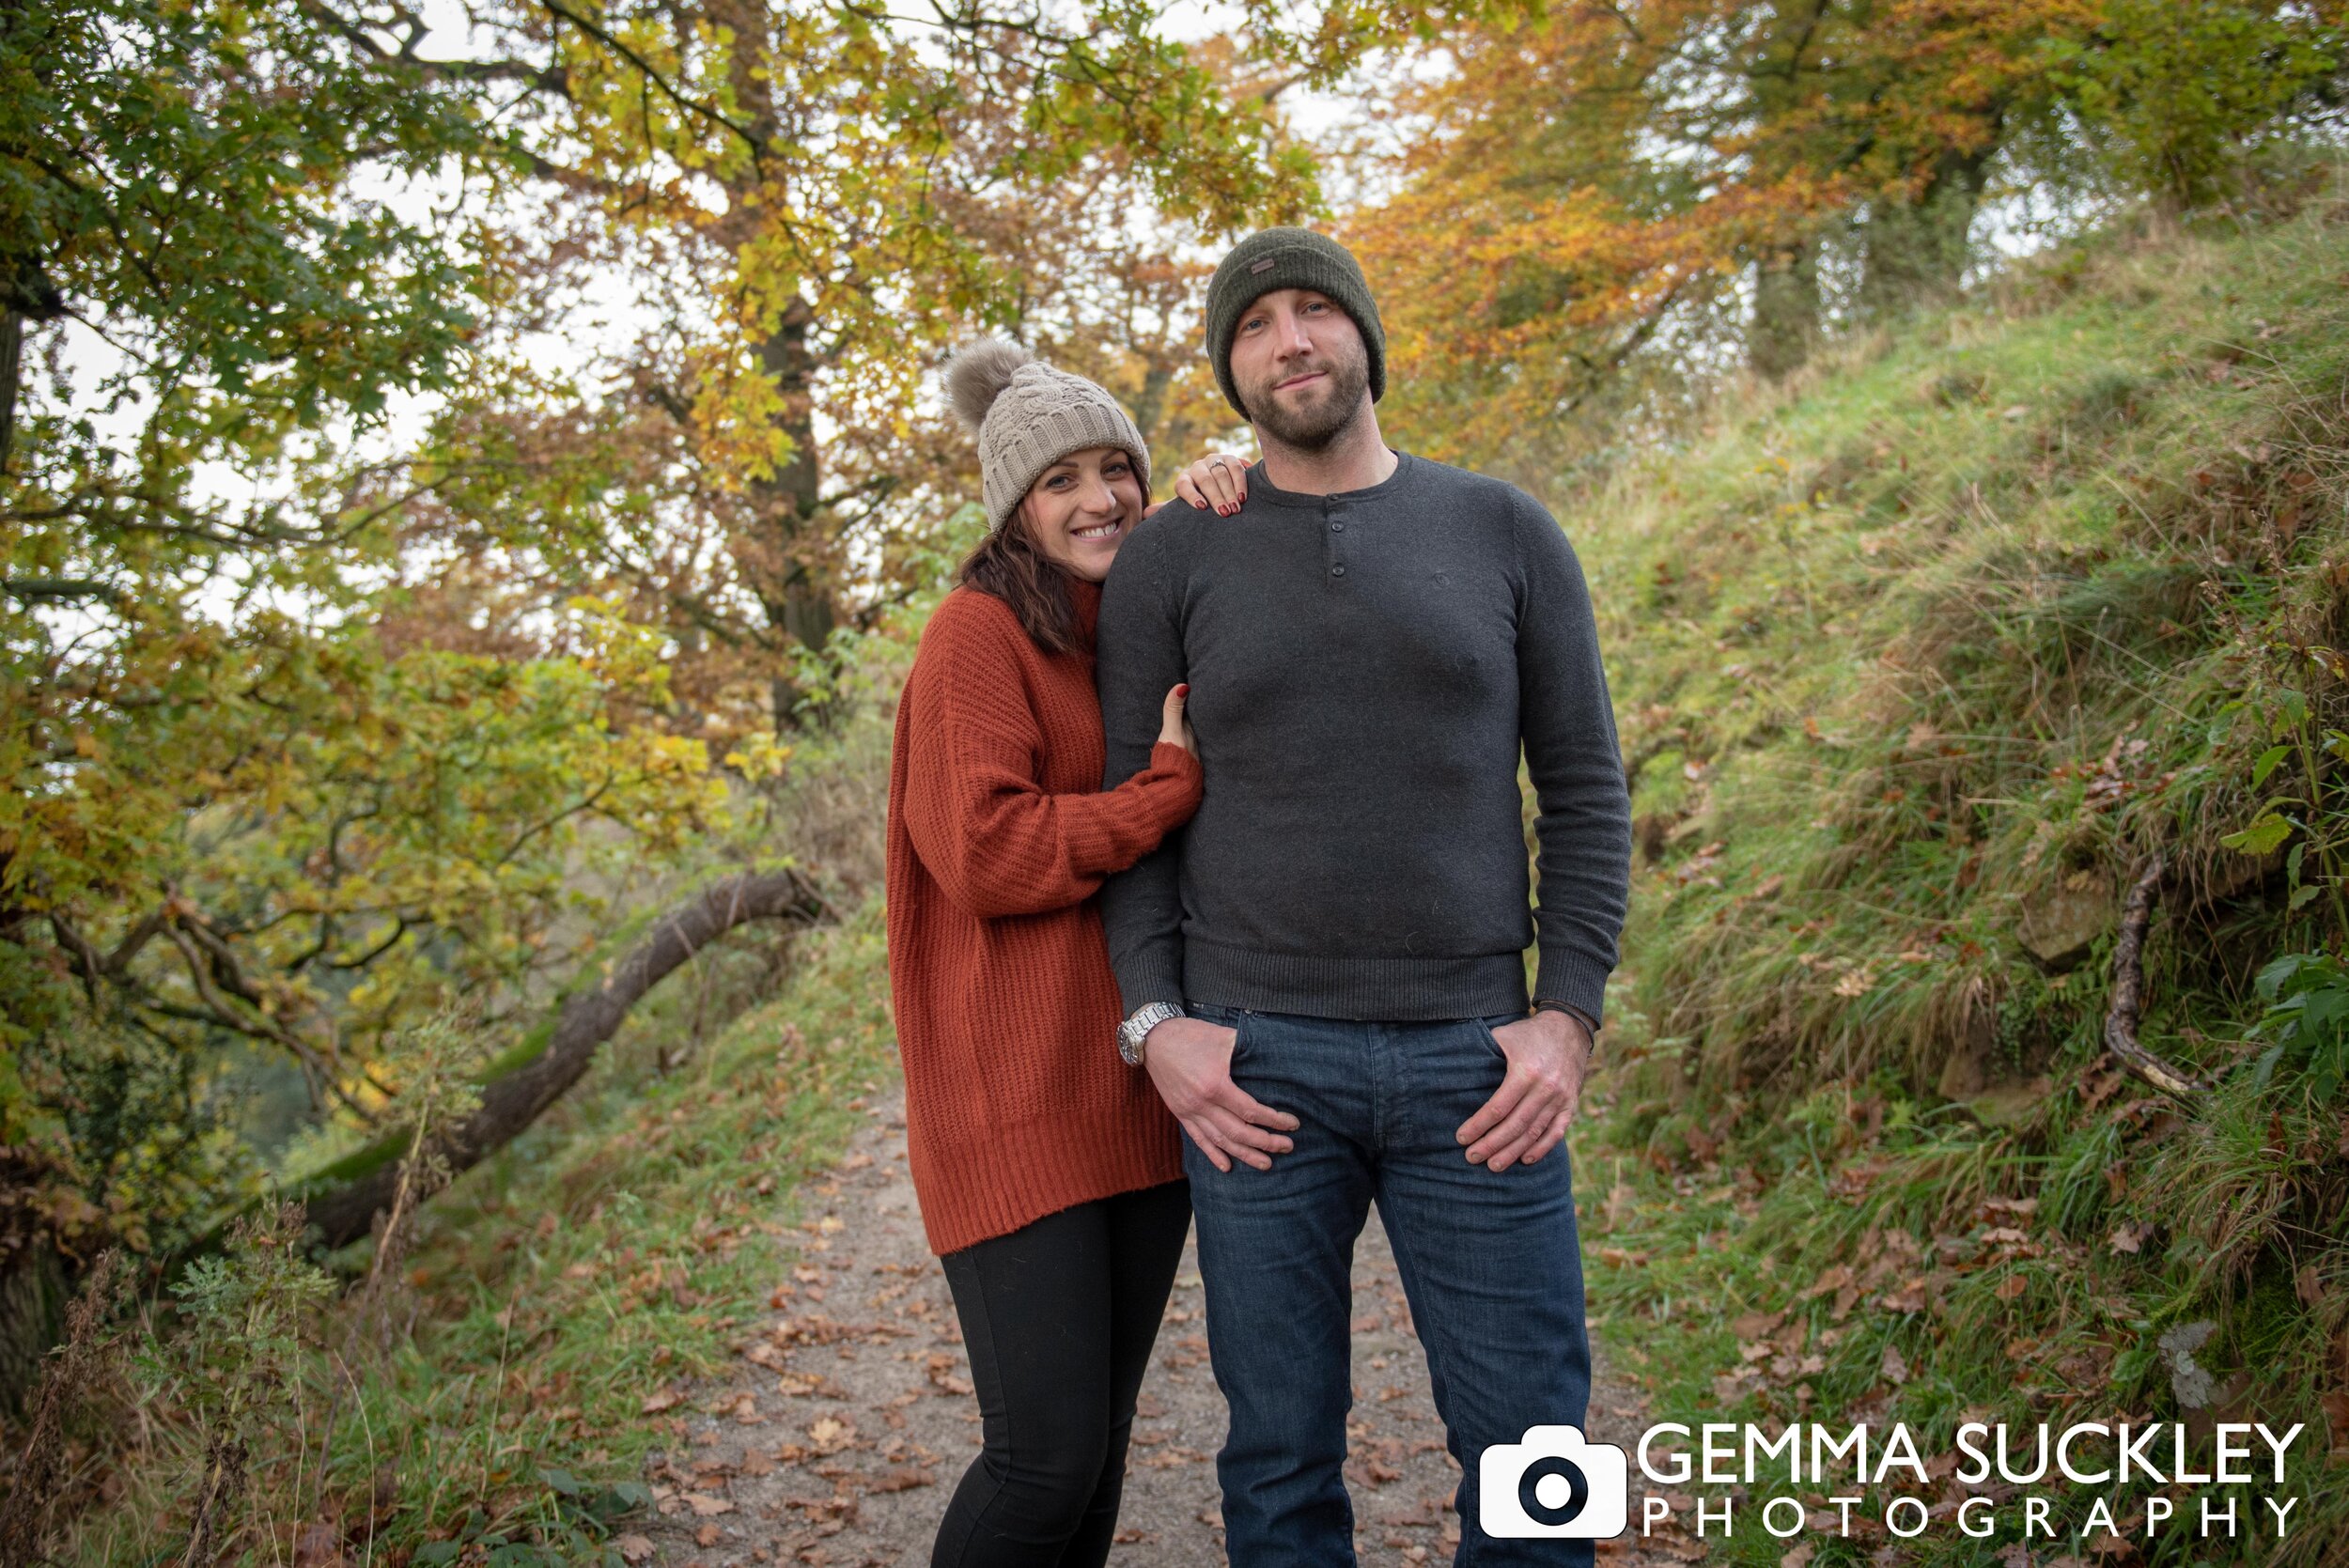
[1017,446,1145,583]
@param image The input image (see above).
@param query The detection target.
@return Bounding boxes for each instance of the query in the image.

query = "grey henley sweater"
[1096,451,1632,1025]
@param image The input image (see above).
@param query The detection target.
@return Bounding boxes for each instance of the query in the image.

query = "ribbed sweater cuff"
[1143,742,1204,833]
[1113,950,1187,1017]
[1063,743,1203,877]
[1532,946,1611,1028]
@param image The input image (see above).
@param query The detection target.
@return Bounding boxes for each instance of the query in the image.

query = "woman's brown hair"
[958,505,1083,655]
[963,474,1156,652]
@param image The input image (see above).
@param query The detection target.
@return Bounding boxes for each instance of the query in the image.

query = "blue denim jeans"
[1184,1004,1595,1568]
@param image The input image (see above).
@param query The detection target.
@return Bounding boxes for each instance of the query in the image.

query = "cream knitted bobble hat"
[945,339,1153,536]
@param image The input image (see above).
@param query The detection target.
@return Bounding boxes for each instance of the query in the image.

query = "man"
[1095,227,1632,1566]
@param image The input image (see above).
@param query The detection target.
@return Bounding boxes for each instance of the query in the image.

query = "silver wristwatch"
[1118,1001,1184,1066]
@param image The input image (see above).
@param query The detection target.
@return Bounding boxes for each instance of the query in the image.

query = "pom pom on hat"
[945,338,1035,434]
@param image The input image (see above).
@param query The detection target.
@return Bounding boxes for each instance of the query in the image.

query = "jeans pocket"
[1190,1003,1251,1062]
[1470,1015,1512,1063]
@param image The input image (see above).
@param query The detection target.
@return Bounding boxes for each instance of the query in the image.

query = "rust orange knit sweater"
[885,576,1201,1255]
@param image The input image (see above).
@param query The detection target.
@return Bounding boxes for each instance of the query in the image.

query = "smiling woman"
[884,338,1204,1567]
[945,340,1153,655]
[958,443,1148,651]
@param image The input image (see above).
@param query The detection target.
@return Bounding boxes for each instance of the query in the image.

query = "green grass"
[1568,189,2349,1564]
[63,886,900,1565]
[44,186,2349,1568]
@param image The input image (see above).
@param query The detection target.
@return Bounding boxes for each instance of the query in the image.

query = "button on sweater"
[885,576,1202,1255]
[1096,451,1632,1026]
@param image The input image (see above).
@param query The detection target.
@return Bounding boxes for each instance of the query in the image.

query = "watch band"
[1118,1001,1183,1066]
[1532,999,1599,1041]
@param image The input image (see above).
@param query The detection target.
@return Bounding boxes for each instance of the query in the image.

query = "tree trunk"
[296,868,830,1250]
[1749,239,1820,380]
[1858,144,1995,319]
[1,309,22,479]
[1746,0,1829,380]
[750,301,840,731]
[0,1160,70,1420]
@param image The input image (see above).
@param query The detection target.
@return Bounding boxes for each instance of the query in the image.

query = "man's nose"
[1276,311,1315,355]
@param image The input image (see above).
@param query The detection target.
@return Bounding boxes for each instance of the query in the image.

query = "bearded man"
[1094,228,1634,1566]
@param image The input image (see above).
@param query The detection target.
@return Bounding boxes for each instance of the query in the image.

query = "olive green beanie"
[1203,227,1386,420]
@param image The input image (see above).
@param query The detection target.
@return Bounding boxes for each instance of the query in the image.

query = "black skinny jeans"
[932,1178,1192,1568]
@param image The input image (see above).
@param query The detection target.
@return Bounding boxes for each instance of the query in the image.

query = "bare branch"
[2103,852,2207,1097]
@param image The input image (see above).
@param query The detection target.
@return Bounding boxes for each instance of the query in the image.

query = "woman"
[885,339,1219,1566]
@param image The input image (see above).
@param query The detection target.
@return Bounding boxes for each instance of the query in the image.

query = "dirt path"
[631,1093,1688,1567]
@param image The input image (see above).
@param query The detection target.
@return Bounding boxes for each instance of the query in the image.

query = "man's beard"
[1246,347,1371,451]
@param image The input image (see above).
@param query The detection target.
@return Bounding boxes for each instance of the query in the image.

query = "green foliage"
[148,1209,337,1434]
[0,0,493,417]
[58,898,894,1563]
[1575,192,2349,1562]
[0,0,1385,1289]
[2048,0,2348,210]
[2248,950,2349,1096]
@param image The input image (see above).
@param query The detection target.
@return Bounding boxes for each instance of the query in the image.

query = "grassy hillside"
[1566,190,2349,1564]
[35,195,2349,1568]
[48,703,907,1564]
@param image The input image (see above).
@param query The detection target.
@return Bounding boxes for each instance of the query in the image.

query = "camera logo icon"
[1478,1425,1629,1539]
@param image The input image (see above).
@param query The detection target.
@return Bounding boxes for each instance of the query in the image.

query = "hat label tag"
[1250,257,1276,274]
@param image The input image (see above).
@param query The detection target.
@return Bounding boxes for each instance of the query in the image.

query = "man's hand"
[1455,1009,1594,1172]
[1143,1017,1299,1173]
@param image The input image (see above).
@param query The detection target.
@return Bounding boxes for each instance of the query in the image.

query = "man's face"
[1229,288,1370,450]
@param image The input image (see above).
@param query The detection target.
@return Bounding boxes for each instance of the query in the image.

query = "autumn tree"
[0,0,1405,1389]
[1342,0,2345,474]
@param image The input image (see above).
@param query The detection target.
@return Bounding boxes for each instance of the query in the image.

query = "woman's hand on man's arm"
[1143,452,1252,519]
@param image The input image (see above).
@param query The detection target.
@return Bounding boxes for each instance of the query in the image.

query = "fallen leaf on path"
[1801,1265,1852,1300]
[681,1493,735,1516]
[292,1523,344,1568]
[615,1535,655,1564]
[640,1389,682,1414]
